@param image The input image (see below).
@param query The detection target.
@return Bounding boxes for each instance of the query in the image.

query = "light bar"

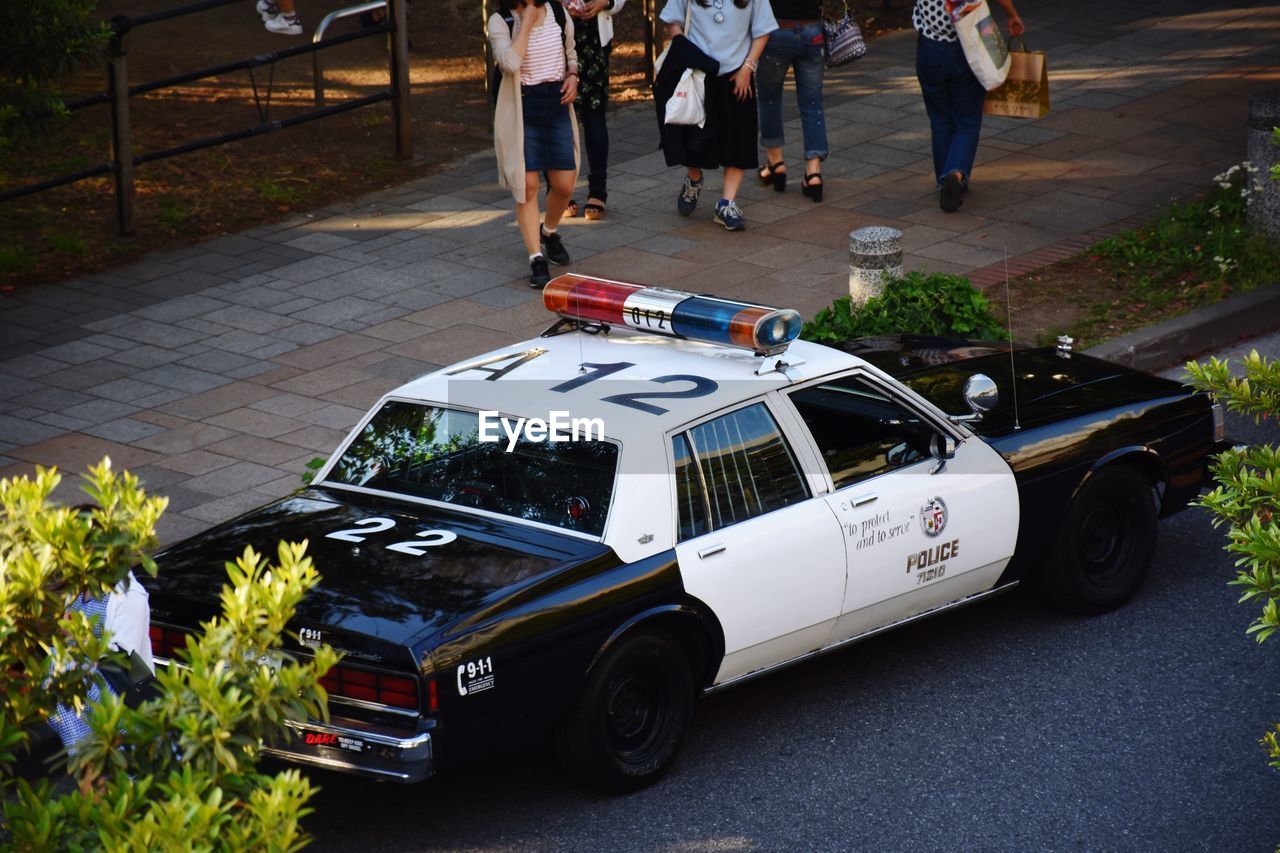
[543,274,802,355]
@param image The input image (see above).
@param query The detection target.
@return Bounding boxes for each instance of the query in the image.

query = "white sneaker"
[264,12,302,34]
[256,0,278,21]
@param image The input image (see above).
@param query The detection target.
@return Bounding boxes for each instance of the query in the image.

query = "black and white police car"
[145,274,1227,792]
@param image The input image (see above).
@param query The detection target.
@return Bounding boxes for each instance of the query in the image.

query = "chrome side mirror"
[951,373,999,423]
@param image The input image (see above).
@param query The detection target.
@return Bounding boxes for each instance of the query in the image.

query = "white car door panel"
[669,401,848,685]
[677,500,847,683]
[825,437,1019,642]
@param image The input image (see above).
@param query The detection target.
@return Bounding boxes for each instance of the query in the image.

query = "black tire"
[1040,465,1157,615]
[555,629,694,794]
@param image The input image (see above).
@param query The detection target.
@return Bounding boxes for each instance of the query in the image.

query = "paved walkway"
[2,0,1277,544]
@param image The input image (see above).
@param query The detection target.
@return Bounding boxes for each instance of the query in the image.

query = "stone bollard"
[848,226,903,306]
[1247,90,1280,241]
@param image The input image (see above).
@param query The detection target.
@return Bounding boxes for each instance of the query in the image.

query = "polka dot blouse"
[913,0,958,41]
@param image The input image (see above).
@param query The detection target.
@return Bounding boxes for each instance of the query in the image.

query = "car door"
[672,401,848,685]
[780,371,1020,643]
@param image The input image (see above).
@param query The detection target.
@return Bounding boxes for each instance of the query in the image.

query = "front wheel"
[1039,466,1157,615]
[555,629,694,793]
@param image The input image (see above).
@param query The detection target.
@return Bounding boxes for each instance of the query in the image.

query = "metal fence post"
[388,0,412,158]
[643,0,656,86]
[108,16,135,235]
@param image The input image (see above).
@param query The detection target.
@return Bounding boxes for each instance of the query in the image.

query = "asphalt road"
[305,334,1280,853]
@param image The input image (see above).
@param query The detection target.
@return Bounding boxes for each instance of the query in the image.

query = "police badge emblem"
[920,496,948,537]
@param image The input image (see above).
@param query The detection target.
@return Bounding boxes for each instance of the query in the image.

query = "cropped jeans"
[915,33,986,185]
[756,22,828,162]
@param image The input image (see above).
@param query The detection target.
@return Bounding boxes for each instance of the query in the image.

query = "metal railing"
[313,0,388,107]
[0,0,412,236]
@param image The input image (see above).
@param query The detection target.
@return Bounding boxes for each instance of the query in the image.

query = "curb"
[1084,282,1280,371]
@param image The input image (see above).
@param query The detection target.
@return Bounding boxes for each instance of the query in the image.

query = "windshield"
[324,401,619,537]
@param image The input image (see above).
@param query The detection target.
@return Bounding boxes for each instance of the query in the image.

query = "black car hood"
[147,488,610,649]
[835,335,1187,435]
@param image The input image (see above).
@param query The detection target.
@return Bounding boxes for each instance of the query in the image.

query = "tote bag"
[984,43,1050,118]
[947,0,1010,91]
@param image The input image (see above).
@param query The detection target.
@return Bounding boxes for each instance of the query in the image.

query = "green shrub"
[1095,164,1280,304]
[0,0,110,147]
[801,271,1007,344]
[1184,353,1280,773]
[0,460,337,851]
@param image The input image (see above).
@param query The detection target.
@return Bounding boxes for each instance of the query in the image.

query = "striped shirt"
[913,0,958,41]
[520,19,566,85]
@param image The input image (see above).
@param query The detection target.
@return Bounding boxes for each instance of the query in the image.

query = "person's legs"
[915,34,955,186]
[942,49,986,185]
[578,105,609,205]
[756,30,792,185]
[516,173,543,257]
[793,23,828,166]
[544,169,575,232]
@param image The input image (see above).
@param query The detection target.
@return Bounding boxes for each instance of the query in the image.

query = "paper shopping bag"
[984,46,1050,118]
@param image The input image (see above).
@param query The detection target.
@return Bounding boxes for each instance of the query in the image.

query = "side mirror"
[930,432,956,460]
[951,373,999,423]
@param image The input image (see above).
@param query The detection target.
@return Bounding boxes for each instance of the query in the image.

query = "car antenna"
[572,260,586,375]
[1004,248,1022,431]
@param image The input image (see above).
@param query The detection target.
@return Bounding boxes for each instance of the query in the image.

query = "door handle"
[850,493,877,507]
[698,543,726,559]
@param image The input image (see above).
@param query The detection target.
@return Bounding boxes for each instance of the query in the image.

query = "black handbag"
[823,3,867,68]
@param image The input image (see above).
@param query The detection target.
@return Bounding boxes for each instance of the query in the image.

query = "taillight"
[148,624,189,661]
[320,665,422,711]
[1212,401,1225,442]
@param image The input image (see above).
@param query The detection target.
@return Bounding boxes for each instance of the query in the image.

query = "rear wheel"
[555,630,694,793]
[1040,466,1157,614]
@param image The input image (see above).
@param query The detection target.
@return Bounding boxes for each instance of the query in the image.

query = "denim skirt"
[522,82,576,172]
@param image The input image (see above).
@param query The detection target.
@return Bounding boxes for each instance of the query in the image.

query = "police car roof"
[384,326,862,441]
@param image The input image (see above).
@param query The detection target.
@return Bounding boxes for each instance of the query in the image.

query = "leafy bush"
[0,460,337,851]
[1184,352,1280,768]
[801,271,1008,344]
[0,0,110,146]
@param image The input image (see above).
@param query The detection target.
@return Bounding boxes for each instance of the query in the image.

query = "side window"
[680,402,809,534]
[789,376,938,490]
[673,434,709,542]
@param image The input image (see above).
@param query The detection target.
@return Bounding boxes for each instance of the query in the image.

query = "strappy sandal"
[584,196,606,220]
[758,161,787,193]
[801,173,823,203]
[564,199,580,217]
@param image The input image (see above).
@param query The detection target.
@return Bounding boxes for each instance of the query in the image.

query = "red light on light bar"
[543,274,802,355]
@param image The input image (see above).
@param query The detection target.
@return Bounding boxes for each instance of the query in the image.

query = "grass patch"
[0,246,34,275]
[48,233,87,256]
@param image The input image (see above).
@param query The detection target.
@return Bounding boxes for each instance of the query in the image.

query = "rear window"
[325,401,619,536]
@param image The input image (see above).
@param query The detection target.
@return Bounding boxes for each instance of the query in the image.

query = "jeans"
[577,103,609,201]
[756,23,828,161]
[915,34,986,185]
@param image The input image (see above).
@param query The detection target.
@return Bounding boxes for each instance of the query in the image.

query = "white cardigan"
[597,0,627,47]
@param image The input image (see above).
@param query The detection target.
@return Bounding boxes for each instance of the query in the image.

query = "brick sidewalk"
[1,0,1277,543]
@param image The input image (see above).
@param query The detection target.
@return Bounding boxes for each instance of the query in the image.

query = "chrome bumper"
[263,716,434,783]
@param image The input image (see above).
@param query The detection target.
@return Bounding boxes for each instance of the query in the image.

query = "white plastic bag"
[664,67,707,128]
[949,0,1010,91]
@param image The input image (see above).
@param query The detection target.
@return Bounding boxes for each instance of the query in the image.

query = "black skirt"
[681,70,759,171]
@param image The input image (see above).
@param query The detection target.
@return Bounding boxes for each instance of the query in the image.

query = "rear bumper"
[263,716,434,783]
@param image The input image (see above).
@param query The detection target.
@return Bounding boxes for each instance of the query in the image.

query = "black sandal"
[801,173,823,203]
[758,161,787,193]
[564,199,580,218]
[584,194,606,220]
